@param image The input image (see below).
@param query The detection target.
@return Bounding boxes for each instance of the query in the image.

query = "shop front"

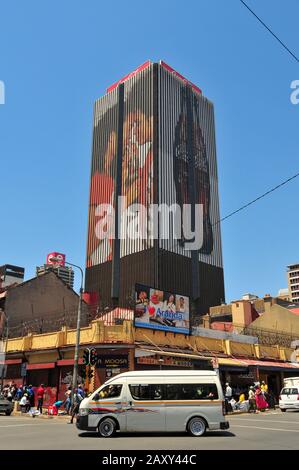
[134,347,213,371]
[218,357,299,400]
[93,348,131,390]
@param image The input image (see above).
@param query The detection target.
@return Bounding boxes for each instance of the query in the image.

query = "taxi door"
[125,383,166,433]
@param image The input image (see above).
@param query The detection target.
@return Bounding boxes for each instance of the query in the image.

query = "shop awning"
[237,359,299,371]
[218,358,248,367]
[5,359,22,365]
[26,362,56,370]
[136,347,211,361]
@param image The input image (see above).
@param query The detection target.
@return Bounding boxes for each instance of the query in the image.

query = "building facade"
[287,263,299,304]
[85,61,225,319]
[0,265,24,289]
[36,264,74,289]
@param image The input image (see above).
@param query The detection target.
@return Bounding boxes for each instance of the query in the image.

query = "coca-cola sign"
[46,252,66,266]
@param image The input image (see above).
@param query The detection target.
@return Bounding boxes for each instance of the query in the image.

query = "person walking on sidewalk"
[248,386,256,413]
[36,384,45,414]
[68,389,83,424]
[255,385,268,412]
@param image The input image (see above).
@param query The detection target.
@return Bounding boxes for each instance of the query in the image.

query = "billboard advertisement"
[87,65,153,267]
[134,283,190,335]
[158,65,223,268]
[46,252,66,266]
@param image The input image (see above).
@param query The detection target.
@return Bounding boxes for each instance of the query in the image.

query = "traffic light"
[89,348,98,366]
[83,348,90,366]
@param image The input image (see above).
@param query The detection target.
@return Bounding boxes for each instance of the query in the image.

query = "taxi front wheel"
[98,418,117,437]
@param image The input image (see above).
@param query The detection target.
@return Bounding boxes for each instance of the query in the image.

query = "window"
[98,384,122,399]
[291,388,298,395]
[165,383,218,400]
[129,384,163,401]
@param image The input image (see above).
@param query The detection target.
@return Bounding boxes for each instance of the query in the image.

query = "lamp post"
[50,257,83,403]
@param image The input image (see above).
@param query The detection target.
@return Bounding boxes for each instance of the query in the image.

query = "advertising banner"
[134,283,190,335]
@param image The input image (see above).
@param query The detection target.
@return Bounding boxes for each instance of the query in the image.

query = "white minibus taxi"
[77,370,229,437]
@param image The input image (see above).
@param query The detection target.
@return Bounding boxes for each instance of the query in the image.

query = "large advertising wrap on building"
[87,64,153,267]
[86,61,222,269]
[158,63,223,268]
[134,283,190,334]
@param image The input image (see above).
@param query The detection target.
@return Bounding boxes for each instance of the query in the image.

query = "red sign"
[46,252,66,266]
[107,60,151,93]
[160,61,202,95]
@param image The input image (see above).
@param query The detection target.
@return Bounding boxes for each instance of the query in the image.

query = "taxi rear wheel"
[187,417,207,437]
[98,418,117,437]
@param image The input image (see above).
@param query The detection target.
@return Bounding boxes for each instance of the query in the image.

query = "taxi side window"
[99,384,122,399]
[129,384,163,400]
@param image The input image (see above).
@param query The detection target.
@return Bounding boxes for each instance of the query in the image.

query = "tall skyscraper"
[85,61,225,318]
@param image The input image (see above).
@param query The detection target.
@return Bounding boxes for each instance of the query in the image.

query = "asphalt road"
[0,411,299,450]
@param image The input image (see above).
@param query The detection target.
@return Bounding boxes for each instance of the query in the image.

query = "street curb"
[12,412,70,420]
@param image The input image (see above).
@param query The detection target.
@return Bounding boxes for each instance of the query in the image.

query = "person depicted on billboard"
[173,88,213,254]
[177,296,186,313]
[165,293,176,313]
[135,289,149,318]
[87,71,154,267]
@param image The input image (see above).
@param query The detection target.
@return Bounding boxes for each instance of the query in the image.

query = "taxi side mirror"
[93,393,100,401]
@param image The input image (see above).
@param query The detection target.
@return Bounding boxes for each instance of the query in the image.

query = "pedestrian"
[248,386,256,413]
[16,385,23,401]
[77,385,85,398]
[68,389,83,424]
[27,385,35,409]
[224,382,233,413]
[261,381,268,394]
[36,384,45,414]
[19,394,28,413]
[64,386,72,414]
[255,385,268,412]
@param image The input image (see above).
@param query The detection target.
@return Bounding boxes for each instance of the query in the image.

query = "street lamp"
[50,258,83,402]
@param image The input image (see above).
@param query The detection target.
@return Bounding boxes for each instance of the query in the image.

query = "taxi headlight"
[79,408,89,416]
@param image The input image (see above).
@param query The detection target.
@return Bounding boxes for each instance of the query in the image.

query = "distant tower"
[36,252,74,289]
[287,263,299,304]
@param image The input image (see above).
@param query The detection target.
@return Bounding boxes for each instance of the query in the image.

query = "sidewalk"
[12,410,70,420]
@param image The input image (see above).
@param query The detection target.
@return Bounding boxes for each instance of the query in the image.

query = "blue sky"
[0,0,298,302]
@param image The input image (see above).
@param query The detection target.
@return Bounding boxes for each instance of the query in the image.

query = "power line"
[239,0,299,63]
[215,170,299,225]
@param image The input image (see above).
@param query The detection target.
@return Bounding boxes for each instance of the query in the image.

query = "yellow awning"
[217,357,248,367]
[136,347,211,361]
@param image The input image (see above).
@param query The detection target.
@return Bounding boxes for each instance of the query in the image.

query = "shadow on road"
[78,431,235,438]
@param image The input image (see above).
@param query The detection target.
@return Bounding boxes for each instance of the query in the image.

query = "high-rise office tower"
[85,61,225,318]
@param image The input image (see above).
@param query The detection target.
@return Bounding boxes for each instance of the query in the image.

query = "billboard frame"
[134,282,191,336]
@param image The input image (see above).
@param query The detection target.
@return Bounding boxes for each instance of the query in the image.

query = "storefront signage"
[238,372,254,379]
[136,356,192,368]
[96,355,128,369]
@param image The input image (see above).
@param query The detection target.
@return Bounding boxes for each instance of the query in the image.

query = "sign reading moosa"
[96,355,128,369]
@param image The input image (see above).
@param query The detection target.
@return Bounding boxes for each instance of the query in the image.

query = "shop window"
[165,383,218,400]
[129,384,163,400]
[98,384,122,399]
